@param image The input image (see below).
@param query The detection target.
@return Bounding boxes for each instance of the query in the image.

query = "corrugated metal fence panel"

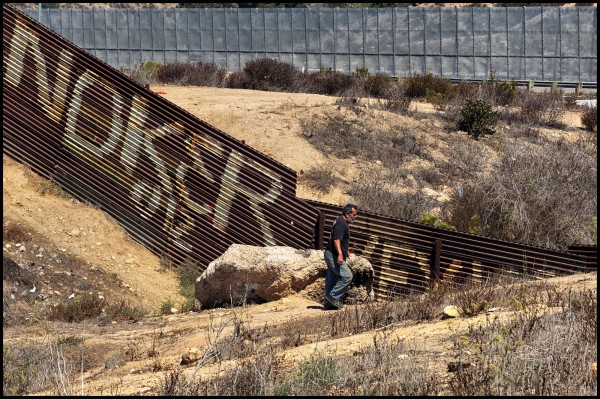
[3,4,320,273]
[567,245,597,271]
[308,200,436,297]
[307,200,592,298]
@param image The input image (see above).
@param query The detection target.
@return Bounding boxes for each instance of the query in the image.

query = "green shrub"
[425,88,447,110]
[581,106,597,132]
[457,99,502,139]
[178,259,202,299]
[127,60,164,85]
[352,66,370,79]
[139,60,164,76]
[420,213,456,230]
[493,80,517,106]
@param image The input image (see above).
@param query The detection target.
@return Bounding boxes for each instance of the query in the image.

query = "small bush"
[581,106,597,132]
[457,99,502,139]
[305,68,359,96]
[493,80,517,106]
[127,61,163,86]
[160,298,175,316]
[403,72,454,99]
[513,90,566,128]
[139,60,164,76]
[185,62,228,87]
[155,62,189,84]
[377,82,411,114]
[3,220,29,243]
[363,73,394,98]
[38,178,70,198]
[424,88,444,109]
[178,259,202,299]
[479,73,517,106]
[420,213,456,230]
[241,58,299,92]
[225,70,250,89]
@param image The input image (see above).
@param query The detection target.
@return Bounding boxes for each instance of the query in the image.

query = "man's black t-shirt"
[325,215,350,260]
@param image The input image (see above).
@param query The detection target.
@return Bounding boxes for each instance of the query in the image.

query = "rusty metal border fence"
[3,4,320,272]
[3,4,596,301]
[307,200,594,298]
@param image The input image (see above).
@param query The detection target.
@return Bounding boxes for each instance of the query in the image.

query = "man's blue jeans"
[324,249,353,306]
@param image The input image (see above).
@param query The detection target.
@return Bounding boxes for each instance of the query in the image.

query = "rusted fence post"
[315,210,325,250]
[431,238,442,289]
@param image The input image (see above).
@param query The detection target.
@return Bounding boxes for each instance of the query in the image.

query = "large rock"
[195,244,374,308]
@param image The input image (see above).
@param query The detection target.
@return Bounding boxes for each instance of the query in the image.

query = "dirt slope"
[2,86,595,396]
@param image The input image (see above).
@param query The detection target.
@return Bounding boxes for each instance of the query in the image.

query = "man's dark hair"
[342,204,358,215]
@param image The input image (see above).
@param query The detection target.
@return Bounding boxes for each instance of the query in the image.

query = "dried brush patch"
[348,167,439,221]
[47,293,147,323]
[449,286,597,395]
[240,58,300,92]
[299,167,337,193]
[3,218,32,243]
[338,333,442,396]
[508,90,567,129]
[300,109,427,166]
[184,62,228,87]
[302,68,360,96]
[581,106,597,132]
[3,336,87,396]
[374,82,412,114]
[443,136,597,249]
[155,62,189,84]
[402,72,454,100]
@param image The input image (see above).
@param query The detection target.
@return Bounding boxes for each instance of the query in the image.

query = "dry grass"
[442,134,597,249]
[449,286,597,395]
[148,272,597,396]
[4,269,595,395]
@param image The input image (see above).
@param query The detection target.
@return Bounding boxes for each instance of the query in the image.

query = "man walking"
[324,204,358,310]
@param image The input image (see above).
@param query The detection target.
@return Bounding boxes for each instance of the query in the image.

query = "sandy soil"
[2,85,595,396]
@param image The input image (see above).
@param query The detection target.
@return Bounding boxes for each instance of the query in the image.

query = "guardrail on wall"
[3,4,320,271]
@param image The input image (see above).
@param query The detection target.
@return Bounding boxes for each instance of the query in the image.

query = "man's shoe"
[325,294,343,309]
